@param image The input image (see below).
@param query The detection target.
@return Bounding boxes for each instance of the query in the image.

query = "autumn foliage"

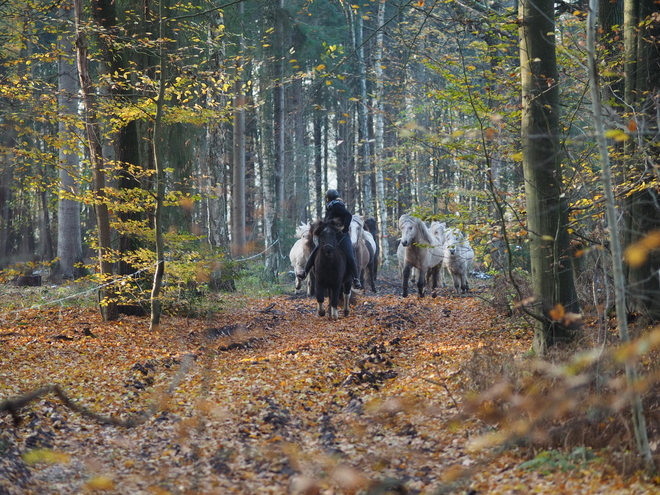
[1,274,660,494]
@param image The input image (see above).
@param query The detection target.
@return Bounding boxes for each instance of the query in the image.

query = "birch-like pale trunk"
[232,2,246,257]
[374,0,388,264]
[586,0,652,466]
[149,10,167,332]
[356,12,371,213]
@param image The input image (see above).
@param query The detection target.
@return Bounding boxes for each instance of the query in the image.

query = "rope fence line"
[0,239,281,320]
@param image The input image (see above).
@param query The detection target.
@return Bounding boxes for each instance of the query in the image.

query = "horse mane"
[295,222,310,238]
[365,217,378,235]
[399,214,436,246]
[313,217,342,237]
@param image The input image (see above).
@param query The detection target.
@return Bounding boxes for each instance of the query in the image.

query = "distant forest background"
[1,0,659,342]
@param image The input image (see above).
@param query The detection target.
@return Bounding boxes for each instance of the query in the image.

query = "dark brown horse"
[313,218,352,319]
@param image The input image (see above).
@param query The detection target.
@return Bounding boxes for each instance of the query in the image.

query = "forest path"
[0,276,652,494]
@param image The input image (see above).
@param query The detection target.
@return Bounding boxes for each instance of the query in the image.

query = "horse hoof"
[318,310,325,317]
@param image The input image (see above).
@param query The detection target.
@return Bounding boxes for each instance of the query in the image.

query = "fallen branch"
[0,384,150,428]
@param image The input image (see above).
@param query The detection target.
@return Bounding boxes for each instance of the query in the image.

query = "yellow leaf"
[22,449,70,465]
[625,231,660,268]
[604,129,629,141]
[85,476,115,491]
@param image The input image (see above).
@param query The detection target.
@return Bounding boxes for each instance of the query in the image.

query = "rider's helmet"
[325,189,339,202]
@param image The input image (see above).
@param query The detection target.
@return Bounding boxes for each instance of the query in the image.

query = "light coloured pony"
[362,229,378,292]
[349,215,371,291]
[364,217,380,281]
[428,221,447,291]
[288,222,315,295]
[397,214,444,298]
[443,227,475,293]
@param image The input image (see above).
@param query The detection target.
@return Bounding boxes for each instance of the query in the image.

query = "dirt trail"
[0,278,653,494]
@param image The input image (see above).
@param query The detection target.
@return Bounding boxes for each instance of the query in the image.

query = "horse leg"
[417,269,426,298]
[429,266,439,298]
[461,271,470,293]
[343,286,351,317]
[307,270,316,297]
[402,264,412,298]
[316,285,326,317]
[452,272,461,294]
[329,286,341,320]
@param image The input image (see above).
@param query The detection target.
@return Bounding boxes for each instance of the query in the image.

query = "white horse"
[429,221,447,289]
[443,228,474,293]
[360,223,378,292]
[289,222,314,294]
[397,214,444,298]
[349,215,370,291]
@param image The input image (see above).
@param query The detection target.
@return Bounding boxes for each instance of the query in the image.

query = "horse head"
[430,221,446,247]
[350,215,364,245]
[295,222,311,239]
[399,214,419,247]
[444,228,463,255]
[315,218,343,256]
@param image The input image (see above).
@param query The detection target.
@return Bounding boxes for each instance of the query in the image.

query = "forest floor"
[1,271,659,494]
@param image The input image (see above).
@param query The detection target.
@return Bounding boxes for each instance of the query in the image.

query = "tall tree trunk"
[313,105,323,220]
[265,0,286,280]
[356,10,371,214]
[149,6,167,332]
[587,0,652,465]
[519,0,579,353]
[623,0,660,322]
[93,0,143,278]
[56,0,83,280]
[232,1,246,257]
[74,0,118,321]
[374,0,389,264]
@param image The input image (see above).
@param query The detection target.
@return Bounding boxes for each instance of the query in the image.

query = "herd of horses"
[289,214,474,319]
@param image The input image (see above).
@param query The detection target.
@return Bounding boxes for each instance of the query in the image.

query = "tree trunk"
[623,0,660,323]
[374,0,389,264]
[74,0,117,321]
[356,11,371,214]
[232,1,246,257]
[519,0,579,353]
[149,8,167,332]
[313,106,324,220]
[586,0,652,465]
[265,0,286,280]
[55,0,83,280]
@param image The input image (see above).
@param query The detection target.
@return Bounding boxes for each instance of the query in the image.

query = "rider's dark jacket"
[325,199,352,233]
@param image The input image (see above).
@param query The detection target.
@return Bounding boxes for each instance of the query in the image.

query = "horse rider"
[298,189,363,290]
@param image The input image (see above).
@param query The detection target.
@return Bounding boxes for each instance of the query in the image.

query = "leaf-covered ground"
[0,276,657,494]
